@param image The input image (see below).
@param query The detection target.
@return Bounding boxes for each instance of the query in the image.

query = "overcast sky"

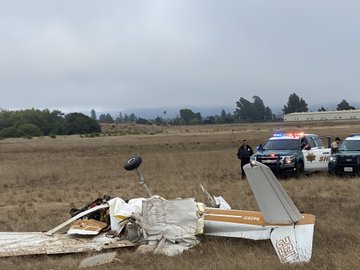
[1,0,359,113]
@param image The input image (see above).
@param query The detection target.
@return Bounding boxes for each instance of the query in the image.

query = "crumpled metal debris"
[0,195,204,258]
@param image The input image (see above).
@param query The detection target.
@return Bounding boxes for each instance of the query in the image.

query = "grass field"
[0,121,359,269]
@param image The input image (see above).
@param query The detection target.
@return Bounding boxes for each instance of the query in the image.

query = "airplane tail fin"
[244,161,316,263]
[243,161,303,224]
[270,216,316,263]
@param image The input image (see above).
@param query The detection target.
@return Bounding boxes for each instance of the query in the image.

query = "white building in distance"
[284,109,360,121]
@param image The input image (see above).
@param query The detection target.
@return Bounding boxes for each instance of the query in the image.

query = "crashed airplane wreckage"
[0,158,315,263]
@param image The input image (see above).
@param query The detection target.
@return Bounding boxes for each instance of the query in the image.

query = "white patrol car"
[251,132,331,175]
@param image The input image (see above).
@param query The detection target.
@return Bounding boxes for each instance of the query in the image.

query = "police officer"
[331,137,341,153]
[237,139,254,179]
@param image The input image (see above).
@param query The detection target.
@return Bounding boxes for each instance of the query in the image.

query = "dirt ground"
[0,121,359,269]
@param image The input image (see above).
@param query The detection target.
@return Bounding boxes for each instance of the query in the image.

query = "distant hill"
[96,106,236,119]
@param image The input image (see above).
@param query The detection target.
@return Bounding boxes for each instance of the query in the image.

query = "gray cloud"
[1,0,359,112]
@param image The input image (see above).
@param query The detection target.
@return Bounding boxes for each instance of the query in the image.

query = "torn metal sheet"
[0,232,134,258]
[140,197,203,244]
[139,197,204,255]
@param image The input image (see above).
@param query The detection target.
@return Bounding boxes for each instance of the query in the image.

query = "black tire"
[124,156,142,171]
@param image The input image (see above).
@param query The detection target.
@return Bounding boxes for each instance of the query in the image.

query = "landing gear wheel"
[124,156,142,171]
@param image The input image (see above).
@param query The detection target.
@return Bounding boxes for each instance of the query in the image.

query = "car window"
[307,136,318,148]
[263,139,300,150]
[339,140,360,151]
[314,136,323,148]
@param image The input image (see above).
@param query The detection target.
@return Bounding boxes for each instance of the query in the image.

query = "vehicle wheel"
[124,156,142,171]
[295,162,304,178]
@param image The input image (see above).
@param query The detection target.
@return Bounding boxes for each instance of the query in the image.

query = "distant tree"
[0,109,65,136]
[179,109,194,124]
[136,117,149,125]
[220,109,227,122]
[264,107,273,121]
[0,110,14,130]
[99,114,105,123]
[235,96,272,122]
[0,109,103,138]
[179,109,202,124]
[194,112,202,123]
[252,96,267,121]
[99,113,114,123]
[204,116,216,124]
[47,110,65,134]
[105,113,114,123]
[115,112,124,124]
[17,123,41,137]
[169,115,181,125]
[318,106,327,112]
[336,99,356,110]
[235,97,253,122]
[90,109,97,120]
[282,93,308,114]
[155,116,163,125]
[129,113,137,123]
[63,113,101,135]
[0,127,20,138]
[12,109,49,135]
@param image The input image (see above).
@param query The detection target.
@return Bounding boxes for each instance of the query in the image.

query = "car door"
[303,136,331,172]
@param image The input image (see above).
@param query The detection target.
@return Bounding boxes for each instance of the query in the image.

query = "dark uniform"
[237,140,254,178]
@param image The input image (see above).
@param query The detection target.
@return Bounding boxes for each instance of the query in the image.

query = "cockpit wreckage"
[0,158,315,264]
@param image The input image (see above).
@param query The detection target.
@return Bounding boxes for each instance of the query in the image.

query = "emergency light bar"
[273,132,304,138]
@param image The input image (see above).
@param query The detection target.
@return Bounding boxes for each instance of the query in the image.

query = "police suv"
[250,132,331,176]
[328,134,360,175]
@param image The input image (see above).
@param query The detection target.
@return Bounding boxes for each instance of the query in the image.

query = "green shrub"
[0,127,20,138]
[17,123,42,137]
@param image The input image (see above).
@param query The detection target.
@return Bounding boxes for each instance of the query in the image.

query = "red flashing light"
[285,132,304,138]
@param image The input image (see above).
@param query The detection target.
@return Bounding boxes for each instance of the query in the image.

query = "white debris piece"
[108,197,145,232]
[79,251,118,268]
[0,232,134,257]
[45,204,109,236]
[213,196,231,210]
[67,219,108,235]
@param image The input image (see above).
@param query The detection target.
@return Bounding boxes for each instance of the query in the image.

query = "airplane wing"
[243,162,303,224]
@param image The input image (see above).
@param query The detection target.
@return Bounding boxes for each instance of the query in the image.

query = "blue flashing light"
[273,132,284,137]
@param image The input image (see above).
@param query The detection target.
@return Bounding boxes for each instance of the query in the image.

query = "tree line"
[93,93,358,125]
[0,109,100,139]
[0,94,358,139]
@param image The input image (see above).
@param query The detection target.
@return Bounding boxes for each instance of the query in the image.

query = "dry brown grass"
[0,121,360,269]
